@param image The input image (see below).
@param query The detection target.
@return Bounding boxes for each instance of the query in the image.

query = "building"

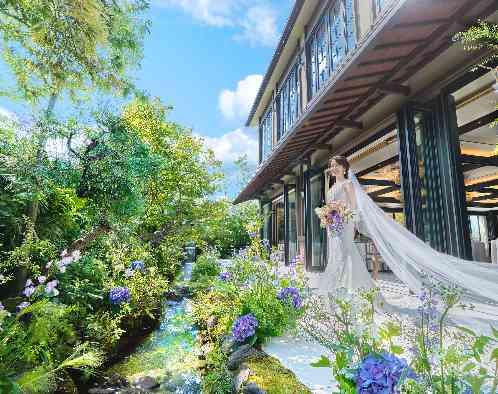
[234,0,498,272]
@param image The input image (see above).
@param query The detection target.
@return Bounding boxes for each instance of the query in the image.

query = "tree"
[454,21,498,123]
[0,0,151,225]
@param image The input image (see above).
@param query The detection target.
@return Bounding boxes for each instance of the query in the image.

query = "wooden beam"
[369,185,400,198]
[466,178,498,192]
[346,70,390,81]
[378,83,411,96]
[335,119,363,130]
[359,56,407,67]
[375,39,427,50]
[358,178,398,187]
[458,110,498,135]
[460,154,498,167]
[391,18,449,29]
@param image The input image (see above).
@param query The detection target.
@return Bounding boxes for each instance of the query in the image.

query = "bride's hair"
[329,155,350,179]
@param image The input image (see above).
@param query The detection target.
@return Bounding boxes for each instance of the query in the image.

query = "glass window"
[288,189,298,262]
[310,174,327,269]
[414,112,431,242]
[452,69,498,262]
[260,106,273,161]
[262,203,271,243]
[278,62,301,139]
[307,0,357,99]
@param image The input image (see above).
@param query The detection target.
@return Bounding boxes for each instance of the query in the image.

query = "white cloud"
[0,106,16,121]
[155,0,236,27]
[236,5,279,47]
[219,74,262,121]
[197,127,258,164]
[155,0,280,47]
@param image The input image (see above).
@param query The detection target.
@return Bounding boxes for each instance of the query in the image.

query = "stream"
[105,261,202,393]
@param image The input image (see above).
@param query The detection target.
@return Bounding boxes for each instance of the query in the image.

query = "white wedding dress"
[313,179,376,296]
[311,169,498,304]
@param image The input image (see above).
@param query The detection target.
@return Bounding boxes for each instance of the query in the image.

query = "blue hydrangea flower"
[109,287,131,305]
[277,287,302,309]
[219,272,231,281]
[232,314,258,342]
[356,352,416,394]
[130,260,145,271]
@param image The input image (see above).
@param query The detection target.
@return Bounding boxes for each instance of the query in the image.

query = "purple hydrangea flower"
[0,302,4,311]
[356,352,416,394]
[37,276,47,284]
[232,314,258,342]
[25,279,33,288]
[277,287,302,309]
[219,272,231,281]
[130,260,145,271]
[45,280,59,296]
[23,286,36,297]
[16,301,30,312]
[109,287,131,305]
[248,231,258,238]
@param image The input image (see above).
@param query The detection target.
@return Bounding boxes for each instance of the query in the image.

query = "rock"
[105,373,129,388]
[234,364,251,392]
[131,376,159,390]
[221,335,240,355]
[243,382,267,394]
[88,389,117,394]
[206,315,218,330]
[162,374,187,392]
[227,345,263,371]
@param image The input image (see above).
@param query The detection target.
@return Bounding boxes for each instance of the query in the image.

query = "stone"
[221,334,239,355]
[105,373,129,388]
[162,374,186,392]
[227,345,263,371]
[234,364,251,392]
[243,382,267,394]
[88,389,117,394]
[131,376,159,390]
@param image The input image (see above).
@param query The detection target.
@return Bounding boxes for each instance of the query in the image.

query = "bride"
[312,155,498,304]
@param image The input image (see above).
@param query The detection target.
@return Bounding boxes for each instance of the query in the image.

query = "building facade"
[235,0,498,272]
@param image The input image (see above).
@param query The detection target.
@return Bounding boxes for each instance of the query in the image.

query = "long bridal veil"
[349,169,498,304]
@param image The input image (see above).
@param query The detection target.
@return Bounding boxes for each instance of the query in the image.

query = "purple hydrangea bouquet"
[314,200,355,236]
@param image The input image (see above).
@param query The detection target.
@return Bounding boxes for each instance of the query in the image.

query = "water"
[107,261,201,393]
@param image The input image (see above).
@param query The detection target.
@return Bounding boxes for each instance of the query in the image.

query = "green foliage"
[191,253,221,283]
[202,346,233,394]
[454,21,498,70]
[0,0,150,104]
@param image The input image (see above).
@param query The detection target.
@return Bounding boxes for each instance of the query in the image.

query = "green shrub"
[202,346,233,394]
[0,300,78,374]
[191,254,220,283]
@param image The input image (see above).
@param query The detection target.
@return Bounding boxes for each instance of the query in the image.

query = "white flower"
[37,276,47,284]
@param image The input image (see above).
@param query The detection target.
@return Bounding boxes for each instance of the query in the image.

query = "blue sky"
[0,0,294,198]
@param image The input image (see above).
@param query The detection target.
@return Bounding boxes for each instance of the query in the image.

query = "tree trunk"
[64,219,112,256]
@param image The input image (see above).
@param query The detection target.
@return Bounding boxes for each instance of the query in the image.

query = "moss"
[245,356,312,394]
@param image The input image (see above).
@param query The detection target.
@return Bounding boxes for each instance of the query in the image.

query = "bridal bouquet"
[314,201,355,236]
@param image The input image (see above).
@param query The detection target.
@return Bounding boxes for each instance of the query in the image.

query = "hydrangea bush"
[305,279,498,394]
[192,224,307,345]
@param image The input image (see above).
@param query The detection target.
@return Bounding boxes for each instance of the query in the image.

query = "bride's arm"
[344,181,356,210]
